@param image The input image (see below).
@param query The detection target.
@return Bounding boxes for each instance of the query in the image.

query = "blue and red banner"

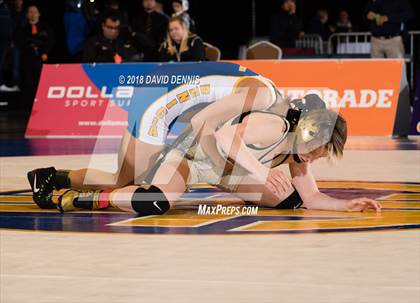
[26,60,405,138]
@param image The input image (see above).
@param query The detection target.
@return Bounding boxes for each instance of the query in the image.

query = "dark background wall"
[16,0,420,61]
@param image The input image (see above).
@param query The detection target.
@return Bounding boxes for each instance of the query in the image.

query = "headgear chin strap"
[289,94,326,114]
[284,108,303,163]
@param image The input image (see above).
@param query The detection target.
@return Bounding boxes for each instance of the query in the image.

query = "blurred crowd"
[0,0,416,107]
[0,0,205,104]
[269,0,413,55]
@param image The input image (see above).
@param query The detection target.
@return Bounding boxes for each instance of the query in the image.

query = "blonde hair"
[166,16,190,59]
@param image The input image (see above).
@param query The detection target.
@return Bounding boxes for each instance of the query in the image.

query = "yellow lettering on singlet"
[147,107,167,137]
[155,107,167,118]
[148,117,160,137]
[199,84,210,95]
[188,87,200,98]
[166,99,178,109]
[177,91,191,103]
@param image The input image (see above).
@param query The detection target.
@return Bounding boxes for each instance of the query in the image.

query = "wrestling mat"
[1,181,419,235]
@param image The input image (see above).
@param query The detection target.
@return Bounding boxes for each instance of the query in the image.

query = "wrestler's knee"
[110,173,133,189]
[131,185,171,215]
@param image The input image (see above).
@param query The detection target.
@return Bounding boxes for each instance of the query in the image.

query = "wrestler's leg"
[150,158,190,201]
[28,130,163,209]
[68,130,163,189]
[110,157,190,212]
[58,156,190,214]
[67,129,134,189]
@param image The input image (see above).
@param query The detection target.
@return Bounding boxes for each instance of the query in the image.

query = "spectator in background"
[0,0,12,90]
[366,0,414,58]
[101,0,131,39]
[159,16,204,62]
[10,0,25,30]
[269,0,304,48]
[307,9,334,41]
[335,10,353,33]
[63,0,94,61]
[11,0,26,78]
[83,11,143,63]
[155,0,168,18]
[15,5,53,106]
[1,0,22,91]
[130,0,168,61]
[172,0,195,33]
[83,0,103,36]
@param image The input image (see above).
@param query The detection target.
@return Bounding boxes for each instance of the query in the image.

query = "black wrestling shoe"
[27,167,57,209]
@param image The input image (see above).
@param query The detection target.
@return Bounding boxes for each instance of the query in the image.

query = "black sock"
[73,190,109,210]
[73,191,100,210]
[73,198,93,210]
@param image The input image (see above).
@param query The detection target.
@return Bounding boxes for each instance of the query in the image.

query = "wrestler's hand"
[345,198,382,212]
[265,169,293,196]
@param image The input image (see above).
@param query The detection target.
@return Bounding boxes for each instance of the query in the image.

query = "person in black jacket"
[15,5,54,107]
[335,10,353,33]
[366,0,414,58]
[0,0,12,89]
[158,15,204,62]
[99,0,131,39]
[269,0,304,48]
[307,9,334,41]
[83,11,143,63]
[129,0,168,61]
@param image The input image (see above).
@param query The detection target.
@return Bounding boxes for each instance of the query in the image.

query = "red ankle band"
[98,191,112,209]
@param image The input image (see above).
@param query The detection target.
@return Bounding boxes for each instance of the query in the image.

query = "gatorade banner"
[26,60,405,138]
[233,60,404,136]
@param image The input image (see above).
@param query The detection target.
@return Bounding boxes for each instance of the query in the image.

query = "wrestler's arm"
[290,162,381,212]
[190,78,276,167]
[215,114,292,192]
